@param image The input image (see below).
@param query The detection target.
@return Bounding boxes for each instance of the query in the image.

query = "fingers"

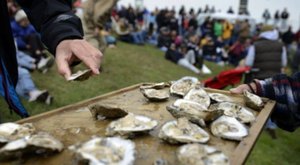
[229,84,249,94]
[55,52,71,79]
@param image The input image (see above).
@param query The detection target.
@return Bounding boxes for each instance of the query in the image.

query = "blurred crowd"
[6,0,300,108]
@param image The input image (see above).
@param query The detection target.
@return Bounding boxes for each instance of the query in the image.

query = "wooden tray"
[4,84,275,165]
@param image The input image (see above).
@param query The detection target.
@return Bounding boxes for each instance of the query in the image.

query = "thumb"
[56,55,72,80]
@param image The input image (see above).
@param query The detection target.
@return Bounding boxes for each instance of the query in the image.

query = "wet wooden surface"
[2,84,275,165]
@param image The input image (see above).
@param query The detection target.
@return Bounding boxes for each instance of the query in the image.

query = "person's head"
[171,30,177,37]
[15,10,29,27]
[180,43,188,53]
[169,43,176,50]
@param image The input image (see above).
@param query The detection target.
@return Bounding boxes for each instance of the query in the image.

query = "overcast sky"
[118,0,300,30]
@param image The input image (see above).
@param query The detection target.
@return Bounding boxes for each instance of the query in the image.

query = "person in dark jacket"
[230,72,300,132]
[0,0,102,118]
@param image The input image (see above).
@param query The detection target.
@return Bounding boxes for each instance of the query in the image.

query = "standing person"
[281,26,294,52]
[262,9,271,24]
[273,10,280,27]
[243,25,287,138]
[281,8,289,30]
[0,0,102,118]
[222,20,233,45]
[81,0,117,53]
[230,72,300,132]
[239,19,250,41]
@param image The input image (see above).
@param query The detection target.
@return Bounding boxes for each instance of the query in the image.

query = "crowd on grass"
[6,0,300,110]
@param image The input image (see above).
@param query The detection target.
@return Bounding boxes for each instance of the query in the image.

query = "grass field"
[0,42,299,164]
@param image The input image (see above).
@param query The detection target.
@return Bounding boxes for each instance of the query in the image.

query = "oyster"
[159,118,209,144]
[0,123,35,144]
[170,77,199,97]
[89,103,128,120]
[140,88,170,102]
[0,132,63,160]
[213,102,255,123]
[243,90,264,111]
[167,99,222,127]
[140,82,170,90]
[209,93,233,103]
[211,116,248,141]
[69,137,135,165]
[67,69,93,81]
[106,113,158,138]
[184,85,211,108]
[177,144,229,165]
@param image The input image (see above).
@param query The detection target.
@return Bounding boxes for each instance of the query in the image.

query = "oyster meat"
[209,93,233,103]
[184,85,210,108]
[0,123,35,144]
[139,82,170,90]
[67,69,93,81]
[243,90,264,111]
[89,103,128,120]
[140,88,170,102]
[0,132,63,160]
[170,77,199,97]
[159,118,209,144]
[214,102,256,123]
[167,99,222,127]
[69,137,135,165]
[106,113,158,138]
[177,144,229,165]
[211,116,248,141]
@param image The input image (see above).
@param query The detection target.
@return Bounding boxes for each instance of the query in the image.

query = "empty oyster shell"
[0,132,63,160]
[211,116,248,141]
[140,82,171,90]
[106,113,158,138]
[213,102,256,123]
[209,93,233,103]
[167,99,222,127]
[177,144,229,165]
[243,90,264,111]
[140,88,170,102]
[0,123,35,144]
[67,69,93,81]
[89,103,128,120]
[159,118,209,144]
[69,137,135,165]
[184,85,210,108]
[170,77,199,97]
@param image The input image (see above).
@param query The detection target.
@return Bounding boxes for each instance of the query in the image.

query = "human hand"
[55,39,102,80]
[230,82,257,94]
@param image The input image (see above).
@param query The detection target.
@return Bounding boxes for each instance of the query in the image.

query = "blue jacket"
[10,20,36,50]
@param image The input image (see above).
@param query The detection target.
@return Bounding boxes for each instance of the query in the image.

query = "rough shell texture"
[243,90,264,111]
[167,99,222,127]
[215,102,256,123]
[170,77,199,97]
[67,69,93,81]
[89,103,128,120]
[140,88,170,102]
[0,132,63,160]
[159,118,210,144]
[184,85,210,108]
[211,116,248,141]
[139,82,171,90]
[106,113,158,138]
[69,137,135,165]
[0,123,35,144]
[209,93,233,103]
[177,144,230,165]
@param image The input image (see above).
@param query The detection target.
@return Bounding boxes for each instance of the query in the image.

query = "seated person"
[157,27,172,52]
[100,30,117,48]
[202,37,222,63]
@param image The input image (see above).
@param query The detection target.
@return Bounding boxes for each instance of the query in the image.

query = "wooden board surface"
[2,84,275,165]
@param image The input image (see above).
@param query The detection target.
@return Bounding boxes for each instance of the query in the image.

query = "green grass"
[0,42,299,164]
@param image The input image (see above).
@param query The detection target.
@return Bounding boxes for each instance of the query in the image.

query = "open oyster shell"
[213,102,256,124]
[140,88,170,102]
[211,116,248,141]
[177,144,229,165]
[89,103,128,120]
[159,118,210,144]
[209,93,233,103]
[106,113,158,138]
[243,90,264,111]
[140,82,171,90]
[167,99,222,127]
[170,77,199,97]
[0,132,63,160]
[67,69,93,81]
[69,137,135,165]
[184,85,210,108]
[0,123,35,144]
